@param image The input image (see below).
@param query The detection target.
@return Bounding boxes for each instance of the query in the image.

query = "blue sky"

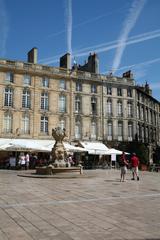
[1,0,160,101]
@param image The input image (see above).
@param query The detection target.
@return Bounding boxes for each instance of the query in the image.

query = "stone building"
[0,48,159,161]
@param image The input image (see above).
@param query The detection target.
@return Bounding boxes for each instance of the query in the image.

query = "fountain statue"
[36,127,83,175]
[51,127,67,167]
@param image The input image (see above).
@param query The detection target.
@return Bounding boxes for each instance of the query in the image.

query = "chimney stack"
[60,53,71,69]
[28,47,38,64]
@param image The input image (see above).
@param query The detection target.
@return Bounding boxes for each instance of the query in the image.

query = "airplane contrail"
[112,0,147,73]
[0,0,9,56]
[39,29,160,64]
[66,0,72,62]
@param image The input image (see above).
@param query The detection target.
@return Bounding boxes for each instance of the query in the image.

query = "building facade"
[0,49,159,161]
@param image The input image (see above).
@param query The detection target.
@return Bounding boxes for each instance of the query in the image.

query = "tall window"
[59,119,65,130]
[75,121,81,139]
[127,102,132,117]
[59,79,66,90]
[128,122,133,141]
[75,96,81,113]
[106,86,112,95]
[3,112,12,133]
[127,88,132,97]
[6,72,13,83]
[42,77,49,87]
[4,87,13,107]
[23,75,31,85]
[91,121,96,140]
[22,114,30,134]
[41,92,48,110]
[22,89,31,108]
[117,88,122,96]
[40,116,48,133]
[59,95,66,112]
[91,84,97,93]
[118,122,123,141]
[91,97,97,114]
[76,82,82,92]
[106,99,112,116]
[117,101,122,116]
[107,121,112,140]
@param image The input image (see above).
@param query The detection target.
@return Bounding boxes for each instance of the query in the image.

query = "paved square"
[0,169,160,240]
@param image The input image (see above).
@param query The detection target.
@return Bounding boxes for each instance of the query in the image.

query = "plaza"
[0,169,160,240]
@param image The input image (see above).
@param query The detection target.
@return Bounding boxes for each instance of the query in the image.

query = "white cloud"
[66,0,72,58]
[0,0,9,56]
[112,0,147,73]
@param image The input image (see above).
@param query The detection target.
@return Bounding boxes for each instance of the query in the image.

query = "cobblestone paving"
[0,169,160,240]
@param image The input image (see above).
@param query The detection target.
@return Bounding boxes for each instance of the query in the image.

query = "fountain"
[36,127,83,175]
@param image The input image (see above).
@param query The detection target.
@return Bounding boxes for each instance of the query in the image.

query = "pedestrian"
[131,153,140,181]
[119,151,128,182]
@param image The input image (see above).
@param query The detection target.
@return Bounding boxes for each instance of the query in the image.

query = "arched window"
[128,122,133,141]
[59,95,66,112]
[40,116,48,134]
[41,92,48,110]
[3,112,12,133]
[127,102,132,117]
[22,114,30,134]
[91,121,96,140]
[118,121,123,141]
[75,120,81,139]
[4,87,13,107]
[22,89,31,108]
[106,99,112,116]
[59,119,65,130]
[107,121,112,140]
[117,101,122,117]
[75,96,81,113]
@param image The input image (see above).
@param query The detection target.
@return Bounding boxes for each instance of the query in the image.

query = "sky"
[0,0,160,101]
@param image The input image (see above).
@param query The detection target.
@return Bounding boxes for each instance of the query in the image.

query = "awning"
[79,141,109,155]
[0,138,86,153]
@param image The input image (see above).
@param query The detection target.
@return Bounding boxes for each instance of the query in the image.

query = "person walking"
[119,151,128,182]
[131,153,140,181]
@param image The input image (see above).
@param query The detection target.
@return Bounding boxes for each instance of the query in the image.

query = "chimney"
[60,53,71,69]
[122,70,133,79]
[28,47,38,64]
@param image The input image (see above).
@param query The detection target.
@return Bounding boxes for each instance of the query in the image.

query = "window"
[91,97,97,114]
[76,82,82,92]
[128,122,133,141]
[118,122,123,141]
[40,116,48,133]
[106,99,112,116]
[22,89,31,108]
[3,112,12,133]
[6,72,13,83]
[42,77,49,87]
[59,79,66,90]
[23,75,31,85]
[75,121,81,139]
[4,87,13,107]
[127,88,132,97]
[91,121,96,140]
[75,96,81,113]
[91,84,97,93]
[106,86,112,95]
[117,88,122,96]
[117,101,122,117]
[107,121,112,140]
[59,119,65,130]
[22,114,30,134]
[127,102,132,117]
[137,104,140,119]
[41,92,48,110]
[59,95,66,112]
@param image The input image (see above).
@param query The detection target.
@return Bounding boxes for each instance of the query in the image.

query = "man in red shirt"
[131,153,140,181]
